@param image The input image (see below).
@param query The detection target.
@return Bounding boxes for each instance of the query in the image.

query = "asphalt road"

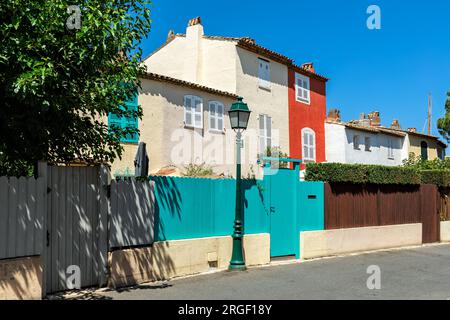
[100,244,450,300]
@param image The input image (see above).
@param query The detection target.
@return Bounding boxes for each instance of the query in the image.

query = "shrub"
[183,163,214,177]
[420,170,450,187]
[305,163,421,185]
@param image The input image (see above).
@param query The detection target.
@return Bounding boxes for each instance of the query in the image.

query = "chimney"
[360,113,366,120]
[367,111,381,127]
[185,17,204,83]
[302,62,315,73]
[390,119,401,130]
[327,109,341,122]
[408,128,417,133]
[188,16,202,27]
[186,16,204,39]
[167,30,175,42]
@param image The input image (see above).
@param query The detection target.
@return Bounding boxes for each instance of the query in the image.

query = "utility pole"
[428,93,432,136]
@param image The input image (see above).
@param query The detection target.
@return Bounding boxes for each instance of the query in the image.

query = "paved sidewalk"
[64,244,450,300]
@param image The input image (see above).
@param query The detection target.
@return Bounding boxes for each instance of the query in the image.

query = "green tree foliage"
[0,1,151,176]
[437,92,450,142]
[402,152,450,170]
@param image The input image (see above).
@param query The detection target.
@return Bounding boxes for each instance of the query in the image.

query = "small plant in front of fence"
[182,163,215,178]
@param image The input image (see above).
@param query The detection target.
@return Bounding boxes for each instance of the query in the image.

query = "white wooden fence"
[0,176,46,260]
[109,179,155,249]
[0,163,156,295]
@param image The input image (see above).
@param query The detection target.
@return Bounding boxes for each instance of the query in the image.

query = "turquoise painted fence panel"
[242,180,270,235]
[295,181,325,258]
[298,182,325,232]
[150,176,269,241]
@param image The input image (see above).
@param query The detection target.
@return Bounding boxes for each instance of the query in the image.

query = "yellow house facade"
[405,130,447,161]
[110,73,275,178]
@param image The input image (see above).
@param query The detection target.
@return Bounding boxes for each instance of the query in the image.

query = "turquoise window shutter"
[108,91,139,144]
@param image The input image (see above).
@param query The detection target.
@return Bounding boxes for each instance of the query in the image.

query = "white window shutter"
[185,96,193,126]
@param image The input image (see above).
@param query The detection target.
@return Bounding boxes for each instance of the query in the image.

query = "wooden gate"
[421,184,440,243]
[45,165,108,294]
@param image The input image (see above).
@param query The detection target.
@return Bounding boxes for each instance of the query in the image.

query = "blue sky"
[140,0,450,138]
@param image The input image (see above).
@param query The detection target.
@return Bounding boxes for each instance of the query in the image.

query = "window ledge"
[121,141,139,146]
[209,129,225,135]
[259,85,272,92]
[184,125,203,130]
[296,98,311,105]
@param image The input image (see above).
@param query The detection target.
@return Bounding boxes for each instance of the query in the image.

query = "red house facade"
[288,64,328,169]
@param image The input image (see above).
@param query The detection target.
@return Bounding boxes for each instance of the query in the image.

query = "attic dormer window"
[258,58,271,90]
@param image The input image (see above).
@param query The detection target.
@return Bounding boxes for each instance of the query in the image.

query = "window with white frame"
[184,95,203,129]
[302,128,316,162]
[259,114,272,155]
[353,135,360,150]
[258,58,271,90]
[209,101,224,132]
[295,73,310,104]
[388,139,395,159]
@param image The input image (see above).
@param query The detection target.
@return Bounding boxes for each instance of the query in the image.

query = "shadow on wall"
[108,177,180,288]
[108,241,177,288]
[151,176,182,241]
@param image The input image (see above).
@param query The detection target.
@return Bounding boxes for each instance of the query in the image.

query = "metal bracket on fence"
[259,157,303,170]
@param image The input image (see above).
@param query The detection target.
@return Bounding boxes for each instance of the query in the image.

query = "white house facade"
[325,122,407,166]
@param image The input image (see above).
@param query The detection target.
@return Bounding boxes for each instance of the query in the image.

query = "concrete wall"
[300,224,422,260]
[325,123,347,163]
[0,256,43,300]
[108,234,270,288]
[441,221,450,242]
[325,123,405,166]
[144,36,192,82]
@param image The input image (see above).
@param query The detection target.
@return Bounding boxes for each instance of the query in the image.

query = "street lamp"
[228,97,251,271]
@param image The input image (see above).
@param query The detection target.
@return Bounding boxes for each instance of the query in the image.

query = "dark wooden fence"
[324,183,440,243]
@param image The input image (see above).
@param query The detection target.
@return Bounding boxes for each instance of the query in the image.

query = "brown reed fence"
[324,183,440,243]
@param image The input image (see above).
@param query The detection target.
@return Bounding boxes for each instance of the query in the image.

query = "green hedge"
[420,170,450,187]
[305,163,422,185]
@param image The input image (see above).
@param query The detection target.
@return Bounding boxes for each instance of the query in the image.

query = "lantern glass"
[238,111,250,129]
[228,97,251,131]
[229,110,239,129]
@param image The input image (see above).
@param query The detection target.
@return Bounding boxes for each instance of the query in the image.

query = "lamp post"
[228,97,251,271]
